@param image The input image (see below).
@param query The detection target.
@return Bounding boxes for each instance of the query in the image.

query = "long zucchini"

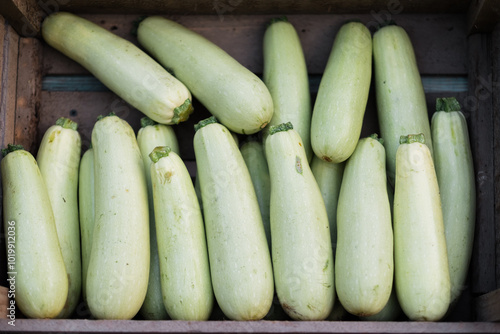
[36,117,81,318]
[373,24,432,184]
[393,134,450,321]
[41,12,193,125]
[137,16,274,135]
[335,135,393,317]
[310,21,372,163]
[2,145,68,318]
[86,115,150,319]
[136,117,179,320]
[263,17,312,161]
[266,122,334,320]
[431,97,476,306]
[149,146,214,320]
[193,117,274,320]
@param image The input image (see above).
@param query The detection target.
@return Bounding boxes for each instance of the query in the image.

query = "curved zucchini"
[335,135,393,317]
[149,147,214,320]
[137,16,273,135]
[310,21,372,163]
[265,122,334,320]
[394,134,450,321]
[36,117,81,318]
[374,24,432,184]
[310,155,344,253]
[41,12,193,124]
[136,117,179,320]
[193,117,274,320]
[263,17,312,161]
[2,145,68,318]
[87,115,150,319]
[79,147,94,304]
[431,97,476,306]
[240,139,272,250]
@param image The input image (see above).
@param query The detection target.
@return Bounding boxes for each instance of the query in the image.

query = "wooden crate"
[1,0,500,332]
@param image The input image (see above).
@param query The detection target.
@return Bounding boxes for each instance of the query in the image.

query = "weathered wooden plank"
[475,288,500,321]
[467,32,497,296]
[492,22,500,291]
[42,14,468,76]
[0,0,42,37]
[467,0,500,33]
[14,37,41,154]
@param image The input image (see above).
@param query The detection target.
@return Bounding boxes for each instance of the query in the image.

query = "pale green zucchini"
[335,135,393,317]
[360,286,402,321]
[374,24,433,184]
[136,117,179,320]
[431,97,476,306]
[41,12,193,124]
[266,122,334,320]
[394,134,450,321]
[2,145,68,318]
[310,21,372,163]
[36,117,81,318]
[240,139,272,250]
[193,117,274,320]
[87,115,150,319]
[149,146,214,320]
[310,155,345,253]
[137,16,274,135]
[263,17,312,161]
[79,147,94,304]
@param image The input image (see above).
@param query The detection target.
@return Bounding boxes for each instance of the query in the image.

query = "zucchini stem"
[96,112,117,121]
[269,122,293,135]
[149,146,172,163]
[140,116,158,128]
[194,116,218,132]
[436,97,461,113]
[172,98,194,124]
[369,133,384,145]
[399,133,425,145]
[2,144,25,157]
[55,117,78,131]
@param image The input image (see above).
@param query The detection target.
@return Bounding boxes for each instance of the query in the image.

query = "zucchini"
[431,97,476,306]
[87,115,150,319]
[335,135,393,317]
[310,155,344,253]
[136,117,179,320]
[79,147,94,304]
[263,17,312,161]
[193,117,274,320]
[137,16,274,135]
[394,134,450,321]
[265,122,334,320]
[36,117,81,318]
[240,139,272,250]
[310,21,372,163]
[149,147,214,320]
[2,145,68,318]
[41,12,193,125]
[360,286,402,321]
[373,24,432,184]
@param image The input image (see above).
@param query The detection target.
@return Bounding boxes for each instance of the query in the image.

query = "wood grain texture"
[475,288,500,321]
[467,32,497,296]
[0,286,7,319]
[468,0,500,33]
[41,14,467,76]
[492,22,500,291]
[0,0,42,37]
[15,37,41,154]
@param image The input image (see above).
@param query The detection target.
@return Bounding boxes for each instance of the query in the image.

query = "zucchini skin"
[240,140,272,250]
[2,149,68,318]
[137,123,179,320]
[373,25,432,184]
[310,155,344,253]
[137,16,274,135]
[41,12,193,125]
[266,124,335,320]
[150,148,214,320]
[431,106,476,306]
[335,136,393,317]
[87,115,150,319]
[194,121,274,320]
[394,137,450,321]
[79,148,94,304]
[263,18,312,161]
[310,22,372,163]
[36,120,82,318]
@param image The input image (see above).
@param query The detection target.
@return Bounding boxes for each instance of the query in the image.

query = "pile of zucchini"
[1,12,475,322]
